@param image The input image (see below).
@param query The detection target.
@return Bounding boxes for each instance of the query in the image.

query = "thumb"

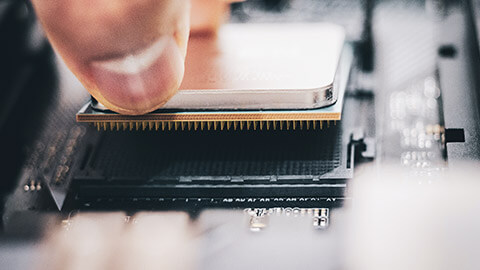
[31,0,190,115]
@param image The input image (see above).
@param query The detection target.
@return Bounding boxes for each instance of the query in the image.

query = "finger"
[31,0,190,115]
[117,212,196,270]
[39,213,127,270]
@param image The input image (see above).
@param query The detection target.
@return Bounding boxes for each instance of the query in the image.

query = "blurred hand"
[40,212,197,270]
[31,0,240,115]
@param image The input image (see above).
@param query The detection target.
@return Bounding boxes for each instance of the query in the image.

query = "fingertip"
[89,36,185,115]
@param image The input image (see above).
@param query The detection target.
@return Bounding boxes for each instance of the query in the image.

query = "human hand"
[31,0,240,115]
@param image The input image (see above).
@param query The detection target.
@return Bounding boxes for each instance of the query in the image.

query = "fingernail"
[89,36,184,115]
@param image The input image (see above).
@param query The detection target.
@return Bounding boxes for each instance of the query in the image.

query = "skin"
[31,0,241,115]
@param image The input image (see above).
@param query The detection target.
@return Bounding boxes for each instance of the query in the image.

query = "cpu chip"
[77,23,352,131]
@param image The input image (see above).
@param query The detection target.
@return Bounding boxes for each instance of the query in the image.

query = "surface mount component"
[77,23,352,131]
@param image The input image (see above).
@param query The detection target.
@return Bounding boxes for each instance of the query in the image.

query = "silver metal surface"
[92,23,346,111]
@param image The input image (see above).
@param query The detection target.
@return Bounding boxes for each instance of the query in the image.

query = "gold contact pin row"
[92,120,337,131]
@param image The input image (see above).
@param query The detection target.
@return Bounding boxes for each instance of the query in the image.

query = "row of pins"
[92,120,337,131]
